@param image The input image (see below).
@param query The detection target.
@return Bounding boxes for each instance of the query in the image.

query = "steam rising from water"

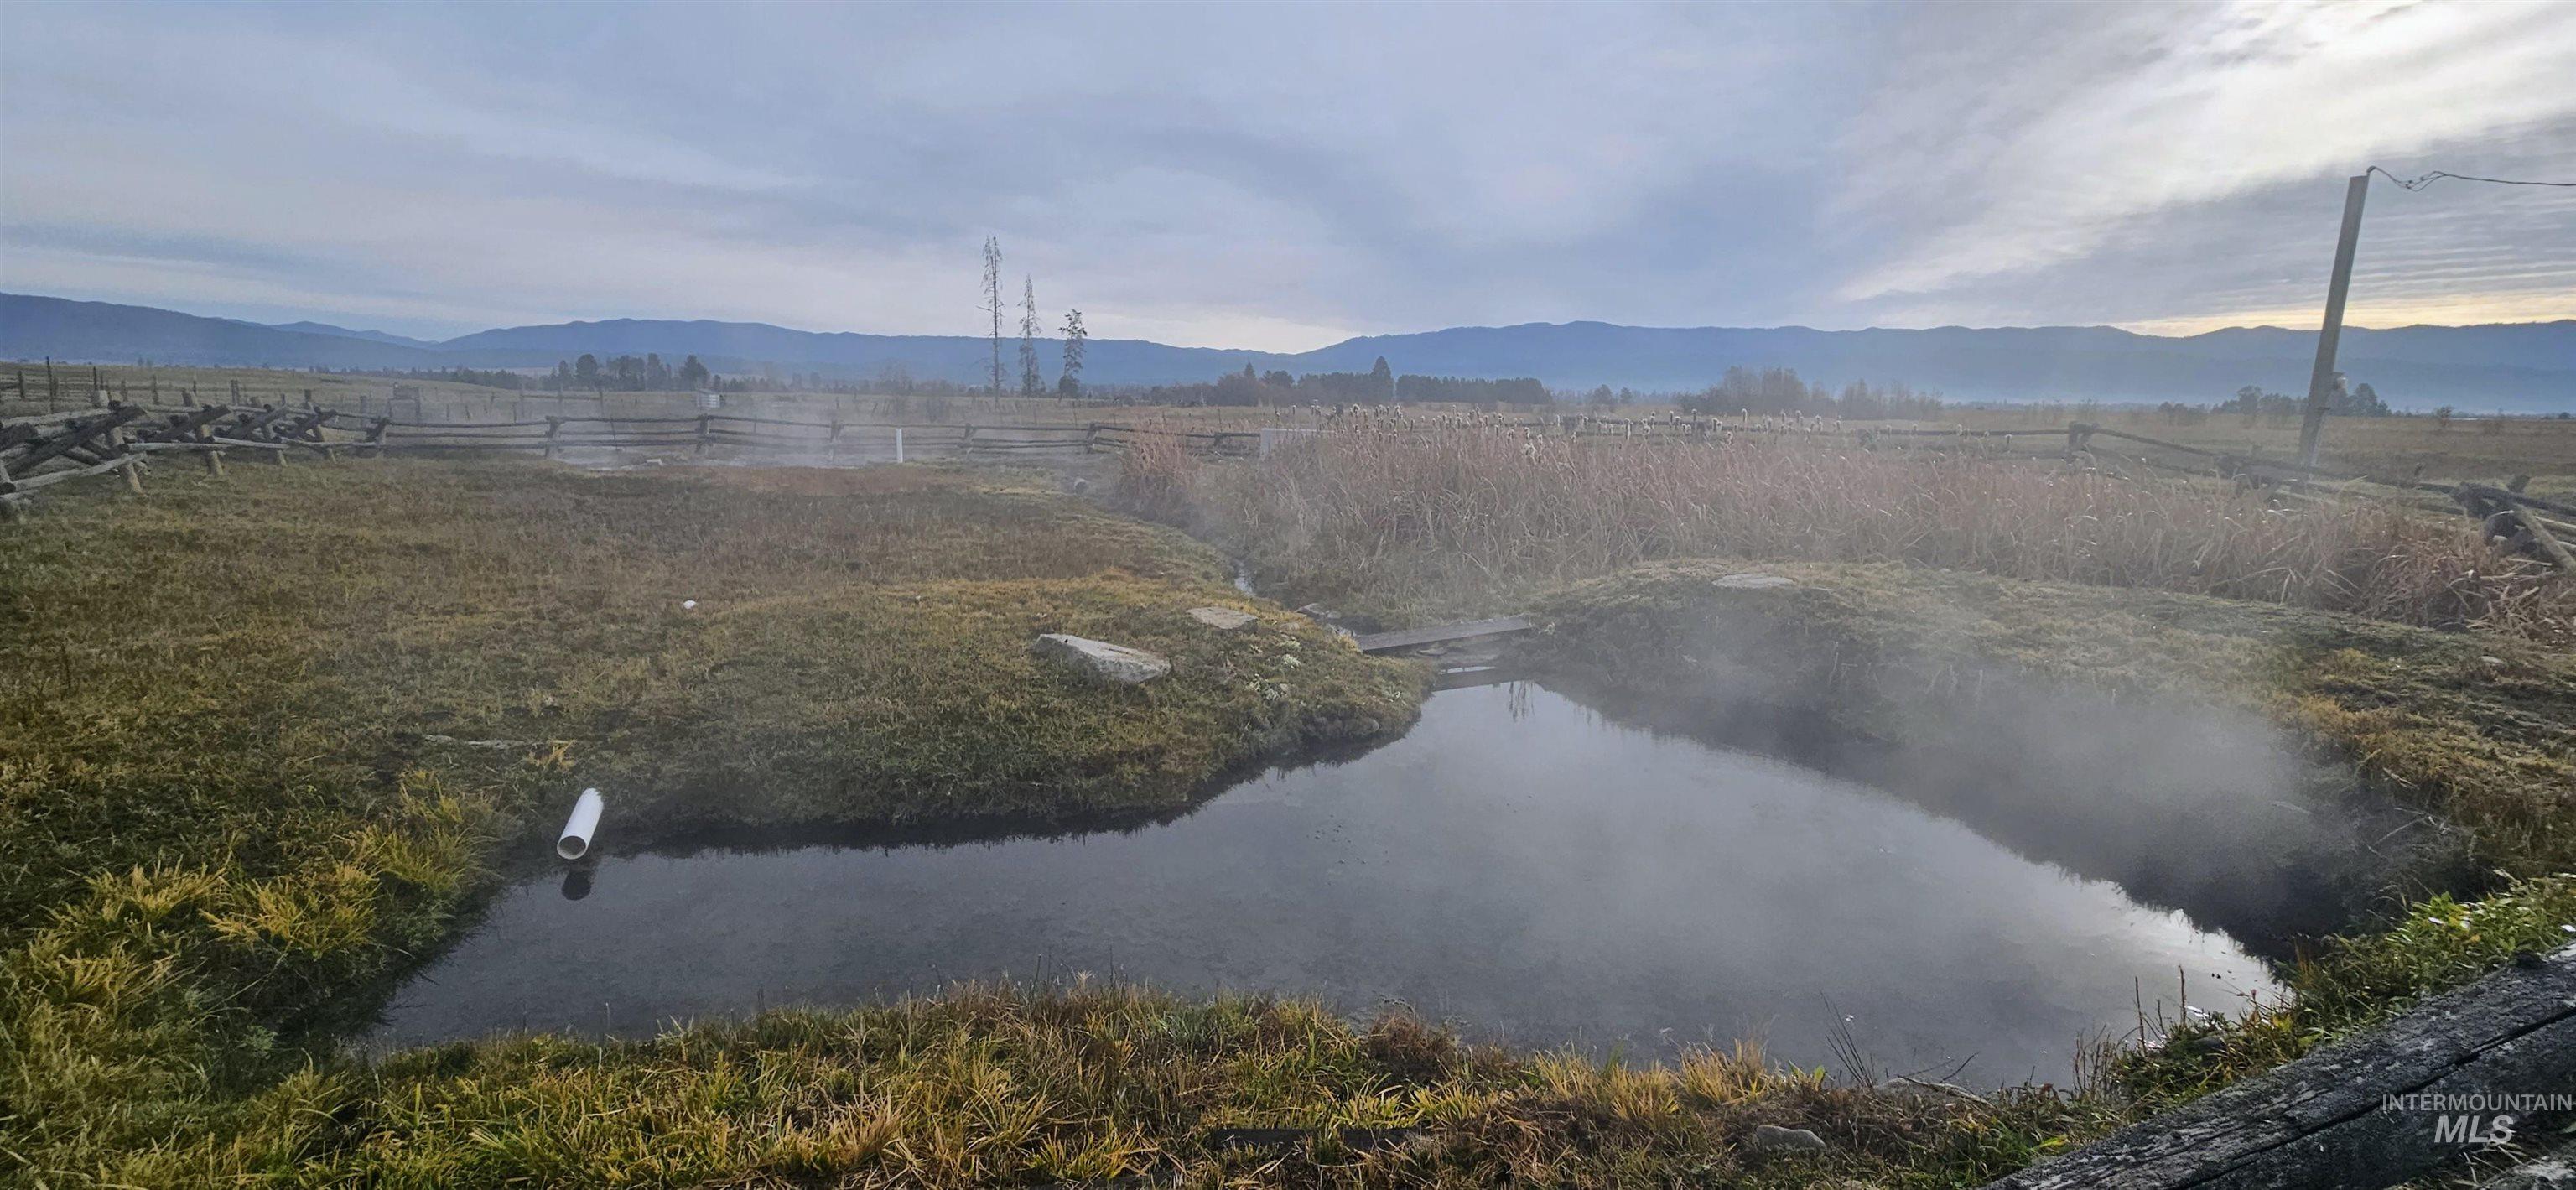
[1557,634,2444,957]
[363,675,2393,1084]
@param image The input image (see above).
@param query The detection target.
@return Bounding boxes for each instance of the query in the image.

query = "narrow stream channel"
[361,679,2370,1083]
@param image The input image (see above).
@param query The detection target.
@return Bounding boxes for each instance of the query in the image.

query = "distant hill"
[428,317,1264,386]
[1292,321,2576,412]
[2,295,443,370]
[4,293,2569,412]
[262,320,439,349]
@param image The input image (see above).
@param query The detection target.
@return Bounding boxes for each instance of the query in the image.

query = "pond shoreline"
[8,458,2569,1187]
[365,678,2313,1085]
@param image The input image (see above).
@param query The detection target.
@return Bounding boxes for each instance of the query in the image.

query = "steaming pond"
[366,679,2404,1083]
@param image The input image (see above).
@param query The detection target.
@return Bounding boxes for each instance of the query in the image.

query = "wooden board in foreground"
[1986,943,2576,1189]
[1350,616,1535,653]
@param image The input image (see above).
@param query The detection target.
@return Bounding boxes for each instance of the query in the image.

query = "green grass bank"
[4,455,2570,1187]
[0,458,1418,1187]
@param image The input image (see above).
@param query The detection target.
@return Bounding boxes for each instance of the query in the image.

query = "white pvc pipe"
[557,787,604,860]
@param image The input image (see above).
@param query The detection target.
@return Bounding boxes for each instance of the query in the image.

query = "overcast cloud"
[3,0,2570,349]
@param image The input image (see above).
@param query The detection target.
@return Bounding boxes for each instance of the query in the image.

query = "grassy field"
[12,455,2566,1184]
[0,457,1420,1187]
[8,383,2574,1185]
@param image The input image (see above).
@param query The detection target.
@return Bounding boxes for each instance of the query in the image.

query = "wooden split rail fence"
[1,400,394,516]
[2061,422,2576,571]
[0,404,1265,515]
[356,413,1269,460]
[0,362,371,416]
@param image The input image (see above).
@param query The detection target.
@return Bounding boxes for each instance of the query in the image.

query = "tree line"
[1081,361,1945,416]
[1083,358,1547,408]
[1670,367,1948,418]
[543,353,713,392]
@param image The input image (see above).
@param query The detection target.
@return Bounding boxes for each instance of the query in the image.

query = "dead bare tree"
[980,237,1005,399]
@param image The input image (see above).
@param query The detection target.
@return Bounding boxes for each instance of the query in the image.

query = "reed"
[1164,424,2571,640]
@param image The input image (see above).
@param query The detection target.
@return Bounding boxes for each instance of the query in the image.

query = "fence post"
[544,417,563,459]
[828,413,844,458]
[230,379,242,404]
[695,413,711,455]
[961,424,976,454]
[46,357,60,409]
[895,426,905,464]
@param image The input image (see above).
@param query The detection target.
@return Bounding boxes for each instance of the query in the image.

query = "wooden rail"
[2,399,359,513]
[1351,616,1535,653]
[337,413,1275,461]
[1985,943,2576,1189]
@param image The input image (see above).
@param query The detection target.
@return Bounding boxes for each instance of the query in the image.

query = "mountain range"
[5,293,2571,412]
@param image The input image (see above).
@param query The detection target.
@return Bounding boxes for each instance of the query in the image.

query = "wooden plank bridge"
[1349,616,1535,654]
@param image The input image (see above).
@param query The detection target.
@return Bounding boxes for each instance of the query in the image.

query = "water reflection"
[367,682,2323,1083]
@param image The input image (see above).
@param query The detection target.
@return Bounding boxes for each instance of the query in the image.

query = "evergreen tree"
[1018,277,1043,396]
[1057,309,1088,398]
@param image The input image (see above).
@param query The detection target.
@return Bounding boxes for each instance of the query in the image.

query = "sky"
[3,0,2572,351]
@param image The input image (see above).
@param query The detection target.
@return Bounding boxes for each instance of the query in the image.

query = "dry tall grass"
[1161,424,2573,640]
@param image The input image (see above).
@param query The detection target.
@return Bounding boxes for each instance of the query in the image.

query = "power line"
[2366,165,2576,190]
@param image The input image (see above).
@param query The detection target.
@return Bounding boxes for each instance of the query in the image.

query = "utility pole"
[2296,174,2368,468]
